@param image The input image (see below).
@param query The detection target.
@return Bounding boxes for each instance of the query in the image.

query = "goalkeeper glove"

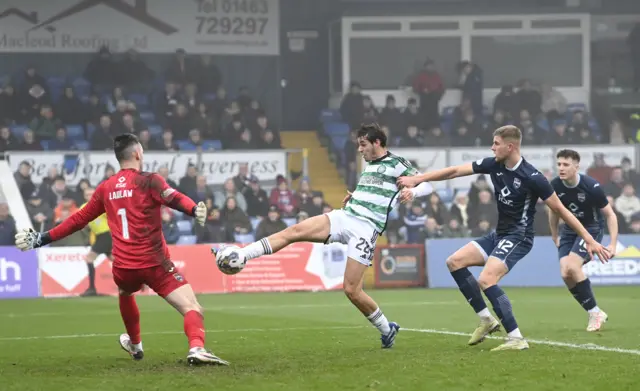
[15,228,45,251]
[194,201,207,226]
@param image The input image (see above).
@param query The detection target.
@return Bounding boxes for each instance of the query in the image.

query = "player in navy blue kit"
[398,126,611,351]
[549,149,618,332]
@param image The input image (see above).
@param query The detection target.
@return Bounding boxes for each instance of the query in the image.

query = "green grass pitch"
[1,287,639,391]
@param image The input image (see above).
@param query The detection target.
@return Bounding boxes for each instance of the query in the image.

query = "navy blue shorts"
[558,227,604,263]
[472,231,533,271]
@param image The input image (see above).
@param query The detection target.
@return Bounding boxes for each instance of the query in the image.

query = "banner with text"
[6,150,288,186]
[0,247,40,299]
[374,245,426,288]
[425,235,640,288]
[0,0,279,54]
[38,242,348,297]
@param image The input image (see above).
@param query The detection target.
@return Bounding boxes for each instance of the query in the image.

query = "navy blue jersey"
[472,157,554,237]
[550,174,608,233]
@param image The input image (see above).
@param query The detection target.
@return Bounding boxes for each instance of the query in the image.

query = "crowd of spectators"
[0,46,281,153]
[4,161,332,246]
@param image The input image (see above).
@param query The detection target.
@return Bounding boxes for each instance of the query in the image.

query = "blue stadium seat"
[129,93,149,108]
[66,124,84,140]
[536,118,550,132]
[324,121,350,136]
[441,106,456,120]
[567,103,587,112]
[177,140,196,150]
[86,123,96,139]
[10,125,28,139]
[74,140,89,150]
[40,140,51,150]
[176,220,193,234]
[250,218,260,231]
[176,235,197,245]
[47,76,67,88]
[201,140,222,150]
[332,135,347,150]
[235,233,255,244]
[283,218,296,227]
[139,111,155,123]
[148,124,163,138]
[320,109,341,123]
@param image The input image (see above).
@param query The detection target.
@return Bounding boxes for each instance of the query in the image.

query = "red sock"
[184,310,205,349]
[119,295,141,344]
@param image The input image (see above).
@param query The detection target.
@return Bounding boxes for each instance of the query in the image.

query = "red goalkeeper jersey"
[49,169,197,269]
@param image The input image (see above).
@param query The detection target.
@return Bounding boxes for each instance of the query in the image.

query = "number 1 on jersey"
[117,208,130,239]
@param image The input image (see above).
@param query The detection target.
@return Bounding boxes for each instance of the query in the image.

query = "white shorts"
[326,210,379,266]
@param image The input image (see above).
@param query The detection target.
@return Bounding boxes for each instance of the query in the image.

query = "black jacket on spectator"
[340,92,364,130]
[195,218,235,243]
[516,89,542,117]
[90,126,114,150]
[26,199,54,232]
[379,106,404,138]
[0,87,21,123]
[194,58,222,93]
[84,48,118,86]
[119,54,155,87]
[14,172,36,200]
[56,91,86,124]
[0,215,17,246]
[256,218,288,240]
[162,220,181,245]
[423,129,449,147]
[244,188,270,218]
[493,87,518,119]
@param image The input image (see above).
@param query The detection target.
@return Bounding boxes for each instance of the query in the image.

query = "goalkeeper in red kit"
[15,133,228,366]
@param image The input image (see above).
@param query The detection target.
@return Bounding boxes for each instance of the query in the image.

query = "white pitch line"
[402,328,640,356]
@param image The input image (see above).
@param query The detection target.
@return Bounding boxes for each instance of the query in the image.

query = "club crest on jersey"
[173,272,184,282]
[513,178,521,189]
[377,165,386,174]
[577,193,585,202]
[115,176,127,188]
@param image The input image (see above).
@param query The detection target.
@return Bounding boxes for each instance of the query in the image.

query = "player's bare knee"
[343,281,361,302]
[446,254,464,271]
[559,260,574,281]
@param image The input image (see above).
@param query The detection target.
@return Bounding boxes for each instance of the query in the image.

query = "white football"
[214,245,246,275]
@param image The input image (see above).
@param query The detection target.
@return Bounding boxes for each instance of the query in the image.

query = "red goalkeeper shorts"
[112,264,188,298]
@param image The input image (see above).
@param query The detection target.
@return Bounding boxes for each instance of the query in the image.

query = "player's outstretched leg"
[164,285,229,366]
[478,258,528,351]
[446,243,498,345]
[118,291,144,360]
[560,254,607,331]
[241,214,331,261]
[343,258,399,348]
[81,251,98,296]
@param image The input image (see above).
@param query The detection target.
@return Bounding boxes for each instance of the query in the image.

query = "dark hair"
[556,149,581,162]
[357,123,387,147]
[113,133,140,162]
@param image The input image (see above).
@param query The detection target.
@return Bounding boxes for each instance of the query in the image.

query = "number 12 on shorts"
[117,208,130,239]
[496,239,514,253]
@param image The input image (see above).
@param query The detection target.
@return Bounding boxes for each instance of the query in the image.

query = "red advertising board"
[39,243,349,297]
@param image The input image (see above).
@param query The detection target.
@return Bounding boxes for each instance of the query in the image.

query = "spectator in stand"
[178,164,197,198]
[483,109,508,145]
[84,46,118,88]
[344,130,358,191]
[297,210,309,223]
[242,99,264,127]
[118,49,155,90]
[340,81,365,131]
[467,174,492,209]
[105,87,126,114]
[214,178,247,212]
[21,82,50,121]
[458,61,483,117]
[114,113,143,135]
[0,126,18,152]
[161,209,180,245]
[515,79,542,117]
[469,189,497,229]
[378,95,404,140]
[615,184,640,225]
[55,86,86,125]
[50,208,90,247]
[157,82,180,120]
[449,192,470,228]
[167,103,192,140]
[244,177,269,218]
[444,218,469,238]
[412,59,444,129]
[471,219,493,237]
[72,179,92,206]
[21,66,48,95]
[100,165,116,184]
[37,167,60,198]
[403,98,424,131]
[14,161,35,200]
[156,128,179,151]
[270,175,297,217]
[90,115,114,150]
[220,101,241,131]
[18,129,43,151]
[29,105,58,140]
[192,102,218,140]
[54,196,78,223]
[576,126,597,144]
[0,85,21,124]
[26,192,54,232]
[587,153,614,185]
[259,129,280,149]
[237,86,253,112]
[305,192,326,217]
[185,129,205,150]
[519,109,544,145]
[232,163,252,193]
[402,203,427,243]
[41,175,71,209]
[232,128,258,149]
[425,192,449,225]
[456,109,484,145]
[196,204,234,243]
[165,48,193,85]
[157,166,178,190]
[362,96,378,124]
[423,126,449,147]
[221,196,252,236]
[182,83,201,113]
[256,205,288,240]
[137,129,153,151]
[189,175,215,205]
[398,124,424,147]
[493,85,518,120]
[48,126,75,151]
[417,217,445,241]
[451,124,476,147]
[85,93,106,126]
[211,86,228,120]
[603,167,626,198]
[621,157,640,189]
[607,195,629,234]
[194,54,222,93]
[546,120,573,145]
[540,83,568,123]
[253,113,280,145]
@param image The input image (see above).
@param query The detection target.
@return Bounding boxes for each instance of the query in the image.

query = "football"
[214,245,246,275]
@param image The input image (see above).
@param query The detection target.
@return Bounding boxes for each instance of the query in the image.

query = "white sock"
[242,238,273,260]
[367,308,391,334]
[477,308,492,319]
[507,328,523,339]
[132,342,143,352]
[588,305,601,314]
